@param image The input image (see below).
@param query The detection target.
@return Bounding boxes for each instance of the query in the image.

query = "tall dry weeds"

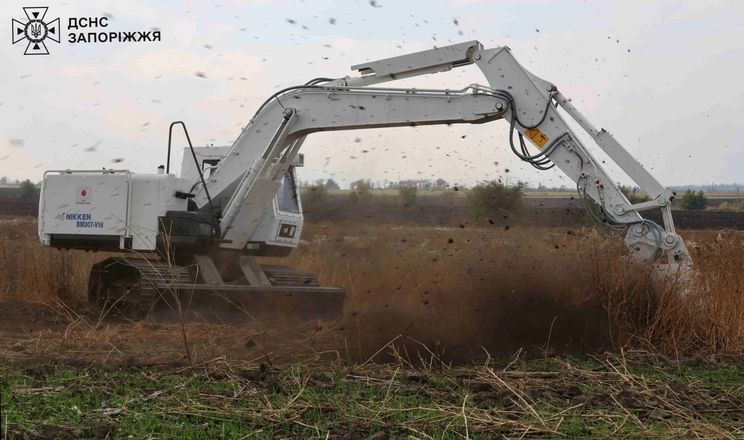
[571,228,744,357]
[618,230,744,357]
[285,223,744,359]
[5,214,744,359]
[0,217,98,305]
[283,223,608,359]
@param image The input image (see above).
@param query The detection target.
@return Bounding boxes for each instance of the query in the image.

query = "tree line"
[302,178,715,212]
[0,178,38,200]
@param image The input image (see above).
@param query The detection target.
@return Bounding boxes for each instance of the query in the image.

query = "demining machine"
[38,41,691,319]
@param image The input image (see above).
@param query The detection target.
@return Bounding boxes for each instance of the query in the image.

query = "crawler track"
[88,257,345,321]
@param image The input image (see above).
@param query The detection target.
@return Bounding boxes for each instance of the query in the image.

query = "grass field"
[2,214,744,437]
[4,353,744,438]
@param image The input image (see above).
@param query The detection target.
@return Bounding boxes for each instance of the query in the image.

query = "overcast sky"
[1,0,743,188]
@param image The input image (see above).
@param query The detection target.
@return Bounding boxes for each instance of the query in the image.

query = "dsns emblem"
[11,7,60,55]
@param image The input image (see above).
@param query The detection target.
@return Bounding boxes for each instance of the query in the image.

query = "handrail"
[167,121,215,213]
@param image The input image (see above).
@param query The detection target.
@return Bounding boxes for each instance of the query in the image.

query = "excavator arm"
[203,86,507,250]
[194,40,690,270]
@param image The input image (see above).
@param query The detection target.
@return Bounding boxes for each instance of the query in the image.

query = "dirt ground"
[0,289,607,370]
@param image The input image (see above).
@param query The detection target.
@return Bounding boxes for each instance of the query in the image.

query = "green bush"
[466,180,523,221]
[679,190,708,211]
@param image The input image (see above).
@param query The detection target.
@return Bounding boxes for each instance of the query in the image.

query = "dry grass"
[280,222,606,360]
[613,229,744,357]
[283,223,744,359]
[0,216,99,305]
[3,214,744,360]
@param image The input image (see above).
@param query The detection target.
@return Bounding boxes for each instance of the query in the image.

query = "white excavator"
[38,41,691,319]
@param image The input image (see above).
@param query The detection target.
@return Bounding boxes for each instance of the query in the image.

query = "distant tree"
[350,179,373,203]
[350,179,373,192]
[419,179,433,191]
[0,176,8,185]
[301,179,328,205]
[398,183,418,205]
[679,190,708,211]
[618,184,650,204]
[466,180,523,221]
[17,179,36,200]
[324,178,340,190]
[433,178,449,191]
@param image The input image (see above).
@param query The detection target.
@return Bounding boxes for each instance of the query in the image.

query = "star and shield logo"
[11,7,60,55]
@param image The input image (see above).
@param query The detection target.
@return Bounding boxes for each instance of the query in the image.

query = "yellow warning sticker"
[524,127,549,149]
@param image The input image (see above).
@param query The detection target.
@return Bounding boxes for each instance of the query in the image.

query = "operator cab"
[179,146,305,256]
